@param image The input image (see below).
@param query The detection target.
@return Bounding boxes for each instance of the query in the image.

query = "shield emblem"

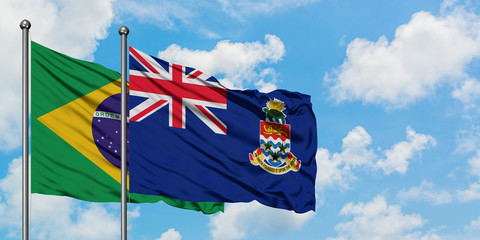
[249,99,301,175]
[260,121,291,168]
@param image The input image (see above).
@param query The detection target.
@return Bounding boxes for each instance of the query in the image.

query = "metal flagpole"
[119,25,129,240]
[20,19,31,240]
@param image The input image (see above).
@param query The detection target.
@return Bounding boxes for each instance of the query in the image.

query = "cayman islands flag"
[129,47,317,213]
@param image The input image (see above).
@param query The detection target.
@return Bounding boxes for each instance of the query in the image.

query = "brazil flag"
[31,41,223,214]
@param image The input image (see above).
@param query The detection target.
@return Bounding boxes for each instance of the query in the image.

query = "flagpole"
[20,19,31,240]
[119,25,129,240]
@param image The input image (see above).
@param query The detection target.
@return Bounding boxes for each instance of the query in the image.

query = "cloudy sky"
[1,0,480,239]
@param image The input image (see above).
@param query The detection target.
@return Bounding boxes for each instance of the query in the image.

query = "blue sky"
[1,0,480,239]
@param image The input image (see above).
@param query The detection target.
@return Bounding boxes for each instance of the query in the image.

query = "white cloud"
[457,150,480,202]
[0,157,121,239]
[4,0,116,60]
[255,79,277,93]
[155,228,182,240]
[157,34,285,90]
[338,35,347,47]
[455,125,480,154]
[0,91,21,152]
[0,157,22,237]
[397,180,452,205]
[452,78,480,108]
[325,7,480,108]
[440,0,459,13]
[315,126,376,190]
[128,206,141,219]
[469,150,480,178]
[403,232,442,240]
[114,0,224,39]
[316,126,435,190]
[38,201,120,240]
[218,0,321,21]
[315,148,351,190]
[208,201,314,240]
[0,0,116,151]
[115,0,320,37]
[340,126,376,167]
[375,126,436,175]
[457,182,480,202]
[465,216,480,232]
[328,195,439,240]
[254,68,279,93]
[114,0,193,30]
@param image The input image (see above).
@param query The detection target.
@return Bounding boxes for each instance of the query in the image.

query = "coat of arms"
[249,99,301,175]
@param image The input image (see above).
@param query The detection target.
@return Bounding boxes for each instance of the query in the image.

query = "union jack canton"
[129,47,227,135]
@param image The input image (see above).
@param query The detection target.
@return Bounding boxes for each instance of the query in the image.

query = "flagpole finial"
[20,20,31,30]
[119,26,129,36]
